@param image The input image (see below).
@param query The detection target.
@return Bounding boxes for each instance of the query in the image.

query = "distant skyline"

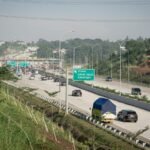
[0,0,150,42]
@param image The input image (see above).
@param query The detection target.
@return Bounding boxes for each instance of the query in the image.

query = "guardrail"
[36,93,150,150]
[40,71,150,111]
[2,81,150,150]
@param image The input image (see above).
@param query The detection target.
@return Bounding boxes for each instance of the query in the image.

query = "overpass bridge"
[0,58,59,62]
[0,58,60,68]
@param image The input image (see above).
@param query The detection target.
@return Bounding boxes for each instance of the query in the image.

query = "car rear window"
[132,88,140,91]
[127,111,136,115]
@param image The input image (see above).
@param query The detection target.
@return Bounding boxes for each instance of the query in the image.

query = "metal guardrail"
[69,80,150,111]
[36,93,150,150]
[40,71,150,111]
[2,80,150,149]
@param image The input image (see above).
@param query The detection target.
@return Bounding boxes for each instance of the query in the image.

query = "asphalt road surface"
[6,74,150,140]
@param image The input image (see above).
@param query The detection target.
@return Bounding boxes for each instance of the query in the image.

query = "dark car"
[117,110,138,122]
[41,76,48,80]
[59,81,66,86]
[105,76,112,81]
[46,75,53,80]
[72,90,82,96]
[131,88,141,95]
[54,77,60,82]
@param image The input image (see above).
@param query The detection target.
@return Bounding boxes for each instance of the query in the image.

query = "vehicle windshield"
[127,111,136,114]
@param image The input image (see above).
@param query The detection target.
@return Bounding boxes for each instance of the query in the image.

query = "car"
[59,81,66,86]
[41,76,48,80]
[72,89,82,96]
[117,110,138,122]
[53,77,60,82]
[105,76,112,81]
[29,75,35,80]
[131,88,141,95]
[102,112,116,123]
[45,75,53,80]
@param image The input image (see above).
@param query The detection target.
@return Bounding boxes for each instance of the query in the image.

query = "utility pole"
[59,40,62,111]
[65,67,68,115]
[59,40,61,92]
[120,45,122,96]
[110,52,112,79]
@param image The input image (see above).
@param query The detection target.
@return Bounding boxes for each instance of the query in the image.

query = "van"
[131,88,141,95]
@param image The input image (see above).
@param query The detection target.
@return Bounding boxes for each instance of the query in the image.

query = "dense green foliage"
[0,41,27,56]
[36,37,150,85]
[36,38,119,63]
[0,66,16,80]
[1,38,149,85]
[37,39,59,58]
[0,85,77,150]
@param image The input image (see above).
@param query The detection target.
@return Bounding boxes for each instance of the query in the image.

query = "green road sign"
[73,69,95,81]
[7,61,30,67]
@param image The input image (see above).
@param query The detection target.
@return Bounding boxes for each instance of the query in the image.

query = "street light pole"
[65,67,68,115]
[91,45,100,71]
[119,44,126,96]
[73,47,75,69]
[59,30,75,111]
[92,47,93,69]
[127,49,130,84]
[119,45,122,96]
[73,46,81,70]
[110,52,113,79]
[58,40,62,111]
[91,45,99,88]
[52,51,56,73]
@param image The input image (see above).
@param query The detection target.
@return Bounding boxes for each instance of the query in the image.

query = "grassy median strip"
[0,82,142,150]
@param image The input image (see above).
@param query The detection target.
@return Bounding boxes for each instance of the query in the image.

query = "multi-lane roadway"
[6,74,150,140]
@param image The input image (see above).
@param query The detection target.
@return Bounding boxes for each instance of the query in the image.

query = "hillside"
[0,88,75,150]
[0,80,142,150]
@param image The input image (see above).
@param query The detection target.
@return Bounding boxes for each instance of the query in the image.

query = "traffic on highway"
[6,71,150,140]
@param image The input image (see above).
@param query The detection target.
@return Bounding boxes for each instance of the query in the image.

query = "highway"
[6,74,150,140]
[89,76,150,99]
[48,69,150,99]
[4,51,150,99]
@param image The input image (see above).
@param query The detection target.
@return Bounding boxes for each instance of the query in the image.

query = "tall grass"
[0,82,142,150]
[0,87,76,150]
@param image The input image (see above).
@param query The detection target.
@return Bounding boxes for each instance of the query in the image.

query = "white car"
[102,112,116,123]
[29,75,35,80]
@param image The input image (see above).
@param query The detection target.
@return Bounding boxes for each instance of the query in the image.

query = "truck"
[92,97,116,123]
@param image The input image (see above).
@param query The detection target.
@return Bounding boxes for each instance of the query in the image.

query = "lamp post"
[53,50,57,73]
[59,30,75,72]
[91,45,100,71]
[119,45,126,96]
[65,67,68,115]
[92,47,94,69]
[91,45,99,88]
[110,52,112,79]
[127,49,130,84]
[58,30,75,111]
[73,46,81,70]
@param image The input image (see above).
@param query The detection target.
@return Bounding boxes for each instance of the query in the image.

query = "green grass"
[0,89,76,150]
[0,82,142,150]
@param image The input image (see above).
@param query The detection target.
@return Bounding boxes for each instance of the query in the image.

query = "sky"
[0,0,150,42]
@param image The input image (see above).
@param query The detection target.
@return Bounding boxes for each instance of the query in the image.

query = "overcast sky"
[0,0,150,42]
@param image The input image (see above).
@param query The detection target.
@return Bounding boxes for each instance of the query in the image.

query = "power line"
[1,0,150,5]
[0,14,150,23]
